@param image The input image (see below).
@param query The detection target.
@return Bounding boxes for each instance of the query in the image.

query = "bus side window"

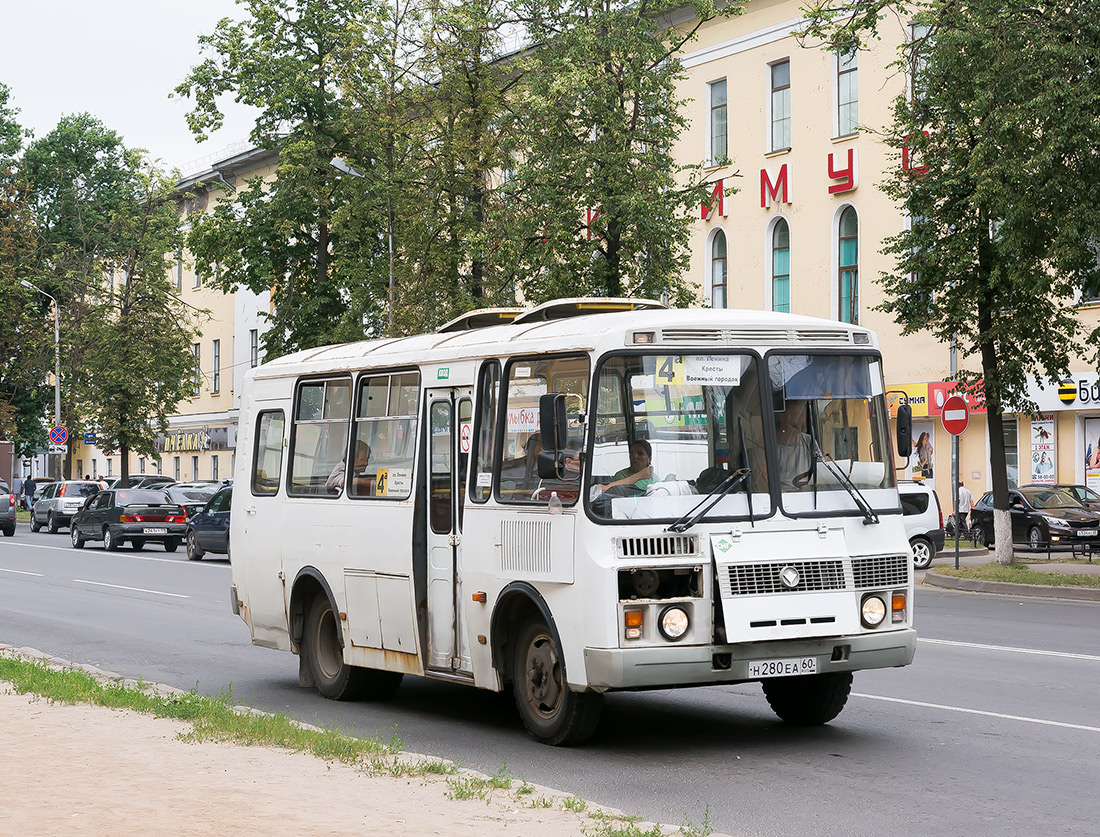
[252,410,285,496]
[289,378,351,496]
[470,360,501,503]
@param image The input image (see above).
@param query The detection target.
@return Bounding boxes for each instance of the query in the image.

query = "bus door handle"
[449,533,461,547]
[245,505,257,515]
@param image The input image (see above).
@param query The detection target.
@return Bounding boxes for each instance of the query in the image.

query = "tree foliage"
[801,0,1100,561]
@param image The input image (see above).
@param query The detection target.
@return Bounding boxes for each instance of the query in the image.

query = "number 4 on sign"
[656,356,684,385]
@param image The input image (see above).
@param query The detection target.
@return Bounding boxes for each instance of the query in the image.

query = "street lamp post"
[20,279,61,480]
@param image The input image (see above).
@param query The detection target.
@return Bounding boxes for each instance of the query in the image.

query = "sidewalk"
[922,543,1100,601]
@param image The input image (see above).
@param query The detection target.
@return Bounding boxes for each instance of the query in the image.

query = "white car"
[899,481,945,569]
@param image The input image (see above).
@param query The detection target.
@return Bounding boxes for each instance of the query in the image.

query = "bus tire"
[762,671,853,726]
[511,618,602,746]
[302,595,403,701]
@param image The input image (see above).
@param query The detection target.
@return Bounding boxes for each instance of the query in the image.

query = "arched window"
[771,219,790,313]
[711,230,727,308]
[838,207,859,323]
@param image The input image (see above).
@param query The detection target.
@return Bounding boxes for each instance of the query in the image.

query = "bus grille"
[852,555,909,588]
[617,535,698,559]
[722,560,846,596]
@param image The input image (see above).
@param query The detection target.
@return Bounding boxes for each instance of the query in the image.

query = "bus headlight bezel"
[860,594,887,628]
[658,605,690,641]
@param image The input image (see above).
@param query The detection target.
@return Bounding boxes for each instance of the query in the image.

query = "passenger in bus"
[326,441,371,493]
[775,399,813,490]
[592,439,655,495]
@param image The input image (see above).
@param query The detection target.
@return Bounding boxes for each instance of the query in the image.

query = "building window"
[193,265,201,289]
[212,339,221,394]
[709,79,727,165]
[175,256,183,291]
[838,207,859,324]
[107,459,113,476]
[192,343,202,395]
[1004,419,1019,488]
[711,230,727,308]
[837,50,858,136]
[155,459,162,474]
[908,23,932,101]
[92,460,97,478]
[191,456,199,481]
[174,457,180,480]
[250,329,259,368]
[138,456,146,473]
[771,219,791,313]
[770,60,791,151]
[212,455,219,481]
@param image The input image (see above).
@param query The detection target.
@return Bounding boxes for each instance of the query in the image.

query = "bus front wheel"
[302,595,402,701]
[511,619,602,746]
[762,671,853,725]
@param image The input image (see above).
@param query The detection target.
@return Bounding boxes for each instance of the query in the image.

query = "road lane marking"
[1,541,224,566]
[919,637,1100,663]
[71,579,190,599]
[0,567,44,577]
[855,693,1100,734]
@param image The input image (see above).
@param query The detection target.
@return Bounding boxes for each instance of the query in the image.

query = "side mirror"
[896,403,913,458]
[537,449,566,480]
[539,393,568,452]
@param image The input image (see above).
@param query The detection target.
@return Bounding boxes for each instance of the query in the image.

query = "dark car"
[1052,484,1100,512]
[124,474,175,489]
[1,478,16,537]
[162,486,215,522]
[185,484,232,561]
[69,488,187,552]
[971,486,1100,550]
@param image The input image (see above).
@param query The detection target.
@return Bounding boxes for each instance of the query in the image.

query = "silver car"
[1,478,16,537]
[31,480,104,533]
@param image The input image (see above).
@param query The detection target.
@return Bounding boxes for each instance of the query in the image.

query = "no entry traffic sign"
[941,394,970,436]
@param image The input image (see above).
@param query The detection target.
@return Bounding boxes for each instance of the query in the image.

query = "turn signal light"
[892,591,907,623]
[624,611,643,627]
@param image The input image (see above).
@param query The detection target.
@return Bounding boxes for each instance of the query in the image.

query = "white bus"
[230,299,916,745]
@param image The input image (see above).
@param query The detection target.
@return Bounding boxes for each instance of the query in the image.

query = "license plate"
[1078,530,1098,537]
[143,527,168,535]
[748,657,818,679]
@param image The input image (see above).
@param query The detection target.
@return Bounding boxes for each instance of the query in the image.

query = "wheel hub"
[526,636,562,714]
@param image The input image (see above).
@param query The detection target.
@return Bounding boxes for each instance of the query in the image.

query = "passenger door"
[424,388,473,675]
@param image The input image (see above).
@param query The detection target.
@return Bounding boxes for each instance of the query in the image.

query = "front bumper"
[583,628,916,690]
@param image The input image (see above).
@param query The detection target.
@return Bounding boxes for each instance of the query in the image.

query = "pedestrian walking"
[21,476,35,511]
[956,480,973,533]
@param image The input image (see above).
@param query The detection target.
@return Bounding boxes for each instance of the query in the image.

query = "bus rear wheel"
[511,619,602,746]
[302,596,402,701]
[762,671,853,725]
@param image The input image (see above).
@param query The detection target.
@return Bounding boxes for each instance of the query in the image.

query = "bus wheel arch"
[489,582,555,685]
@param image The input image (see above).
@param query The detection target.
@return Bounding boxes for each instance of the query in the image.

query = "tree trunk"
[119,441,130,485]
[978,271,1012,565]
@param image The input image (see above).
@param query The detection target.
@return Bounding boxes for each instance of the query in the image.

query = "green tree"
[77,160,202,484]
[801,0,1100,562]
[177,0,384,357]
[503,0,739,303]
[0,83,50,455]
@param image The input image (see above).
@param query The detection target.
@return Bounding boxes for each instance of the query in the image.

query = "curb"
[923,573,1100,602]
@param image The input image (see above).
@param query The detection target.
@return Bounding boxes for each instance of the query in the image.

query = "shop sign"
[1029,415,1055,485]
[928,380,986,415]
[155,426,232,453]
[886,384,930,417]
[1029,372,1100,412]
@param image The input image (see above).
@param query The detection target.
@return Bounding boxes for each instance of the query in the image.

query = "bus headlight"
[860,595,887,628]
[658,606,690,641]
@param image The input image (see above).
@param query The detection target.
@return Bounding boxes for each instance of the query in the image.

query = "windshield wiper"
[667,467,752,533]
[810,439,880,525]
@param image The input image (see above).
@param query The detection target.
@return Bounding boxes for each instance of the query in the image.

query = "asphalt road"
[3,525,1099,836]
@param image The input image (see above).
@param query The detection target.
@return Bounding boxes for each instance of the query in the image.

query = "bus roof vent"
[512,297,667,324]
[659,328,853,346]
[437,307,525,333]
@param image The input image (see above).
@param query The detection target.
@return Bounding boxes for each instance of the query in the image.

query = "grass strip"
[932,563,1100,588]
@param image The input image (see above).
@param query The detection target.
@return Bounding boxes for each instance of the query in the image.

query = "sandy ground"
[0,687,599,837]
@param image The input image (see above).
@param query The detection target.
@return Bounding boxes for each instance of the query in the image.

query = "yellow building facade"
[674,0,1100,505]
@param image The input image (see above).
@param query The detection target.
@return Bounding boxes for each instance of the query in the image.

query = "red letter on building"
[902,132,930,176]
[760,165,789,208]
[827,148,858,194]
[701,180,724,220]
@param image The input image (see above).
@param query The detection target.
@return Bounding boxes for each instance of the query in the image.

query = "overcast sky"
[0,0,258,171]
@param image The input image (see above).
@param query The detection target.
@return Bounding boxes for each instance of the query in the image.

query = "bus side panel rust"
[346,645,424,676]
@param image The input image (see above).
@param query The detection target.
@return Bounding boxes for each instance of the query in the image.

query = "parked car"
[1052,483,1100,512]
[1,478,16,537]
[971,486,1100,550]
[898,480,945,569]
[30,480,103,533]
[162,485,216,522]
[185,484,232,561]
[123,474,175,489]
[69,488,188,552]
[100,476,121,489]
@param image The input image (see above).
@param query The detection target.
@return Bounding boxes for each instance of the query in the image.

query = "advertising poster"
[1029,415,1055,485]
[905,418,936,481]
[1085,418,1100,492]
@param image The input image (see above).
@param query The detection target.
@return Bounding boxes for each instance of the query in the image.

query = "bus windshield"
[588,353,773,522]
[586,352,896,522]
[767,353,896,514]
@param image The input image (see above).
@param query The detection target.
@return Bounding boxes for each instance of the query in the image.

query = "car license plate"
[143,527,168,535]
[748,657,818,679]
[1078,530,1097,537]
